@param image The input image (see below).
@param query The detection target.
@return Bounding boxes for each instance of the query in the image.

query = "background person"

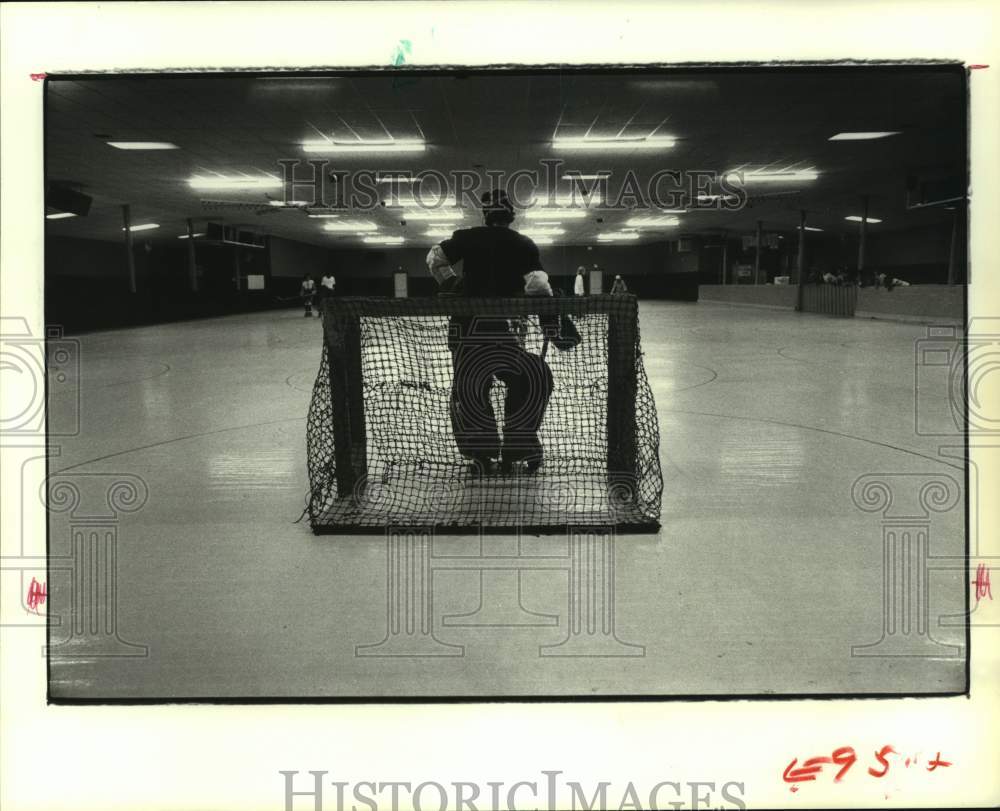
[299,274,316,317]
[319,271,336,299]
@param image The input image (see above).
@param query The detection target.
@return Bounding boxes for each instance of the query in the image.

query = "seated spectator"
[877,272,910,291]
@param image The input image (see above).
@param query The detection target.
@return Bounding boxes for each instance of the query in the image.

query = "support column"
[186,218,198,292]
[796,210,807,311]
[121,204,136,293]
[946,205,959,285]
[721,236,729,285]
[753,220,762,285]
[857,195,869,275]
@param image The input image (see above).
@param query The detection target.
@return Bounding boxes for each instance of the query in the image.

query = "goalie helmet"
[480,189,515,225]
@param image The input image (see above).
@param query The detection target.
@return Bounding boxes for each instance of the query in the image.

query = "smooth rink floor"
[45,300,967,698]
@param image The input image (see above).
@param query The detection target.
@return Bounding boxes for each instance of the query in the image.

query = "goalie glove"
[540,313,582,351]
[553,315,582,351]
[523,269,553,297]
[426,244,457,286]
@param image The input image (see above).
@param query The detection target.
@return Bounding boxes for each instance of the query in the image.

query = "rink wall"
[699,284,964,324]
[855,285,964,324]
[697,285,798,310]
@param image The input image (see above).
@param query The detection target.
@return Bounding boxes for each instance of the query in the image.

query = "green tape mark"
[391,39,413,67]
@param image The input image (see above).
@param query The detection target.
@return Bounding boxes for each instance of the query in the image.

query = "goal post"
[306,294,662,533]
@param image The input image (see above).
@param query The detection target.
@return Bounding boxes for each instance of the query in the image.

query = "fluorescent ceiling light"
[799,226,824,232]
[597,232,640,241]
[377,174,421,184]
[187,175,282,190]
[364,236,405,245]
[107,141,179,150]
[552,136,676,151]
[400,210,464,221]
[524,208,587,220]
[533,238,555,245]
[307,213,341,218]
[302,139,425,154]
[385,197,459,208]
[696,193,740,203]
[530,192,604,206]
[845,215,882,223]
[829,132,900,141]
[625,216,680,227]
[424,230,454,239]
[520,227,566,237]
[46,212,77,220]
[659,208,687,214]
[562,173,611,181]
[323,221,378,232]
[728,169,819,183]
[268,200,310,207]
[177,233,206,239]
[122,223,160,232]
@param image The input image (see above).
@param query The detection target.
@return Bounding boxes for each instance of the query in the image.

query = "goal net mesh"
[306,295,661,532]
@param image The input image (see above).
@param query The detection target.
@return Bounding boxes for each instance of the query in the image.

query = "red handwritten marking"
[927,753,952,772]
[830,747,857,782]
[26,577,47,613]
[868,745,896,778]
[972,564,993,602]
[969,64,989,70]
[785,746,950,789]
[783,756,830,784]
[30,72,47,82]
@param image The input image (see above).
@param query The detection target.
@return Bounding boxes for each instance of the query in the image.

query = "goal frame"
[311,294,658,534]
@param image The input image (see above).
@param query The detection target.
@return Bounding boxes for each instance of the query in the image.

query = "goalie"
[426,189,579,476]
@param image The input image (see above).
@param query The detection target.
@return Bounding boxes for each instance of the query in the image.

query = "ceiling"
[44,68,966,249]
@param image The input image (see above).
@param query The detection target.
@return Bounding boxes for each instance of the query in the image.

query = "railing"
[799,284,857,317]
